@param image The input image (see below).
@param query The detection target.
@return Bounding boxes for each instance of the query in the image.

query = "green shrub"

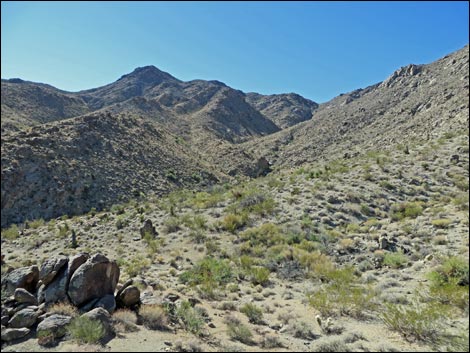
[240,303,264,324]
[226,321,254,345]
[27,218,45,229]
[68,316,105,344]
[180,257,234,288]
[1,224,20,240]
[390,202,423,221]
[431,219,452,229]
[383,251,408,269]
[221,213,247,233]
[176,301,205,335]
[428,256,469,311]
[248,267,270,286]
[164,217,181,233]
[380,300,449,344]
[240,223,284,250]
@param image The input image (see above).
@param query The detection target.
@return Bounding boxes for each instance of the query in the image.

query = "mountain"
[1,112,223,226]
[1,79,90,134]
[1,45,468,226]
[220,44,469,172]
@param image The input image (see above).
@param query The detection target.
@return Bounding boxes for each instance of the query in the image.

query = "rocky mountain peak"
[118,65,179,84]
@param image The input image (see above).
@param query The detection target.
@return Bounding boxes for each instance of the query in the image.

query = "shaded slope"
[1,112,222,227]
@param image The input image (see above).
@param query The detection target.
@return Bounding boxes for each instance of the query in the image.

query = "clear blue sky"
[1,1,468,103]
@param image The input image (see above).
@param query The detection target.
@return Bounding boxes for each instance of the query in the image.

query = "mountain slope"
[217,45,469,174]
[245,92,318,128]
[1,112,222,227]
[1,79,90,133]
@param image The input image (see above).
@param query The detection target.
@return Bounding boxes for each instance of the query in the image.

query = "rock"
[117,286,140,308]
[81,308,114,341]
[450,154,459,164]
[1,327,30,341]
[378,235,397,252]
[1,265,39,296]
[140,219,158,239]
[42,253,89,306]
[36,314,72,346]
[1,316,9,326]
[94,294,116,314]
[255,157,272,177]
[115,279,133,298]
[68,254,119,306]
[8,307,39,328]
[14,288,38,305]
[39,256,68,286]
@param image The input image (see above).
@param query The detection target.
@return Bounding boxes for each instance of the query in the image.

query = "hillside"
[1,112,223,227]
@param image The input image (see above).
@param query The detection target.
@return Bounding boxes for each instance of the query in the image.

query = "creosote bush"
[68,316,105,344]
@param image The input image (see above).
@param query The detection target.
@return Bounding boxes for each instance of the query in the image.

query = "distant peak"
[119,65,179,83]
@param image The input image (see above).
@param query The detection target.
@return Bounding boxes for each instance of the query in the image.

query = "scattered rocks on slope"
[8,307,39,328]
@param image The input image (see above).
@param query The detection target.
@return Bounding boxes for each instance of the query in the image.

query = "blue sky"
[1,1,468,103]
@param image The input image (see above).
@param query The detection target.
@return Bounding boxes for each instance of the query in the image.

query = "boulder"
[140,219,158,239]
[36,314,72,346]
[43,267,68,305]
[8,307,38,328]
[14,288,38,305]
[81,307,114,342]
[1,327,30,341]
[94,294,116,314]
[68,254,119,306]
[1,265,39,296]
[39,256,68,286]
[117,286,140,308]
[43,253,89,305]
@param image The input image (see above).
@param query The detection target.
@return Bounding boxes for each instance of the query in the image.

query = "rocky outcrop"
[68,254,120,307]
[140,219,158,239]
[1,265,39,296]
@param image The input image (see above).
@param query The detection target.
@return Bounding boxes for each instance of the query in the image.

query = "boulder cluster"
[1,253,141,345]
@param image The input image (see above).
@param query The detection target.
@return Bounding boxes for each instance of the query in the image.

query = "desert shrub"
[428,256,469,311]
[68,316,105,344]
[261,334,283,348]
[390,202,423,221]
[139,304,168,330]
[452,192,469,210]
[47,302,78,317]
[221,213,247,233]
[226,319,254,345]
[122,255,150,278]
[1,224,20,240]
[113,309,138,332]
[164,217,181,233]
[248,267,270,286]
[313,338,351,352]
[290,321,316,340]
[240,223,283,250]
[240,303,264,324]
[383,251,408,269]
[431,219,452,229]
[27,218,45,229]
[380,300,450,344]
[176,301,205,335]
[180,257,234,288]
[227,188,277,217]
